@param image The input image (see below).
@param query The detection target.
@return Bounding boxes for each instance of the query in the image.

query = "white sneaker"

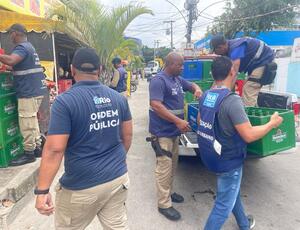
[247,215,256,229]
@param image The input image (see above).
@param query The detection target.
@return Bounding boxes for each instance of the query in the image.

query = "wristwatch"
[34,187,49,195]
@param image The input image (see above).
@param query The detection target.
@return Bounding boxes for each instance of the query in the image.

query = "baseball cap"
[8,24,27,34]
[112,57,122,65]
[72,48,100,73]
[210,35,226,51]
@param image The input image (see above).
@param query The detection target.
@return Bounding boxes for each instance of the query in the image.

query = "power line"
[216,4,298,22]
[164,20,175,50]
[164,0,188,24]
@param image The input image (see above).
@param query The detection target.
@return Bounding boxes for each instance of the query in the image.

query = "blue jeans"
[204,166,250,230]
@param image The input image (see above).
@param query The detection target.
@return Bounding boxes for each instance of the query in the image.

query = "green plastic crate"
[184,80,214,103]
[202,60,213,80]
[0,72,15,96]
[202,59,247,80]
[237,72,247,80]
[0,136,23,168]
[0,93,17,120]
[245,107,296,156]
[0,115,20,144]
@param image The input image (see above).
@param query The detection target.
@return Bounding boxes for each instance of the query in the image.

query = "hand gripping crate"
[246,107,296,157]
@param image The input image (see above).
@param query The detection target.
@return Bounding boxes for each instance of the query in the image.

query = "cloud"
[100,0,226,47]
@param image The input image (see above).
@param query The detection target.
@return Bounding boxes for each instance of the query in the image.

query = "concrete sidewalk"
[0,159,40,224]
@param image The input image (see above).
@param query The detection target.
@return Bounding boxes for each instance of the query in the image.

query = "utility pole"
[164,20,175,50]
[153,40,160,61]
[184,0,199,44]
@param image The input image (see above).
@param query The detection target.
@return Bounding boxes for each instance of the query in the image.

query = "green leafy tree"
[142,46,172,64]
[50,0,152,65]
[208,0,299,38]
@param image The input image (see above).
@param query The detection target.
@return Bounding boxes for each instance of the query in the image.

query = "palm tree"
[50,0,152,66]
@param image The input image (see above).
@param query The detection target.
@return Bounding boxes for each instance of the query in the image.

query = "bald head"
[165,52,183,67]
[164,52,184,76]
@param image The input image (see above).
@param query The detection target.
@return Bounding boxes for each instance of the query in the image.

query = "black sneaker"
[158,207,181,221]
[34,147,42,158]
[248,215,256,229]
[9,151,36,166]
[171,192,184,203]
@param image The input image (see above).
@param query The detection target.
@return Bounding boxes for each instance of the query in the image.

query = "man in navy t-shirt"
[210,35,275,107]
[0,24,47,166]
[34,48,133,230]
[149,52,202,221]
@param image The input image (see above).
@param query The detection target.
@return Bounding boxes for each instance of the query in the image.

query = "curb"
[0,160,40,224]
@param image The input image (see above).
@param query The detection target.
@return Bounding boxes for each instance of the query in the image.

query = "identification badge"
[213,139,222,155]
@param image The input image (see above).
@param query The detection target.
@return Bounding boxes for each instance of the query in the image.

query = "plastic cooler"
[0,72,15,96]
[182,60,203,80]
[0,136,23,168]
[246,107,296,156]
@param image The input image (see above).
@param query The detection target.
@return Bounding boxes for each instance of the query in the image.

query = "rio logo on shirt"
[93,96,111,105]
[203,92,219,108]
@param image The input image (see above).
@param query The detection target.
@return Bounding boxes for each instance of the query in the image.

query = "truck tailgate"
[180,132,199,148]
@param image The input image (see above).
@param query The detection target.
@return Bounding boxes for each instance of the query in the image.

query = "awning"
[0,9,57,32]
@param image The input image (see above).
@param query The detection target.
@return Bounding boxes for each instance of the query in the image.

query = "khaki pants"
[155,137,179,209]
[55,173,130,230]
[18,96,43,152]
[242,66,265,107]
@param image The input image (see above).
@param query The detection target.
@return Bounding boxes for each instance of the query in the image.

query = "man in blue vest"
[110,57,128,97]
[0,24,47,166]
[210,35,276,107]
[149,52,202,221]
[197,56,283,230]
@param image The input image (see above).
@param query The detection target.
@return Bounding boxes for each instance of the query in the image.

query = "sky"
[100,0,227,48]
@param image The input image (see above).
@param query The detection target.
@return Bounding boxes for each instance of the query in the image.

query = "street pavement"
[10,80,300,230]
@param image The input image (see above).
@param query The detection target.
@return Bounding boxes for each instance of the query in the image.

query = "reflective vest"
[197,88,247,173]
[228,37,274,74]
[12,41,46,98]
[115,67,127,93]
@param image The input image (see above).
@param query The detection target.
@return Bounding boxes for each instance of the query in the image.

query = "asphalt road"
[10,80,300,230]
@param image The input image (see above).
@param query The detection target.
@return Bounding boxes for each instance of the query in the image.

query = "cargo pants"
[55,173,130,230]
[242,66,265,107]
[18,96,43,152]
[155,137,179,209]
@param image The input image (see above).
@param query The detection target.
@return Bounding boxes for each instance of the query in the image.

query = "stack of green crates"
[0,72,23,168]
[245,107,296,157]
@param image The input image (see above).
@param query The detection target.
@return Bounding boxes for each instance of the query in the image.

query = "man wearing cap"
[0,24,47,166]
[149,52,202,221]
[35,48,133,229]
[210,35,276,107]
[110,57,128,96]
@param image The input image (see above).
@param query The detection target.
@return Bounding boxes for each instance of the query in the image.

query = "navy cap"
[8,24,27,34]
[112,57,121,65]
[72,48,100,73]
